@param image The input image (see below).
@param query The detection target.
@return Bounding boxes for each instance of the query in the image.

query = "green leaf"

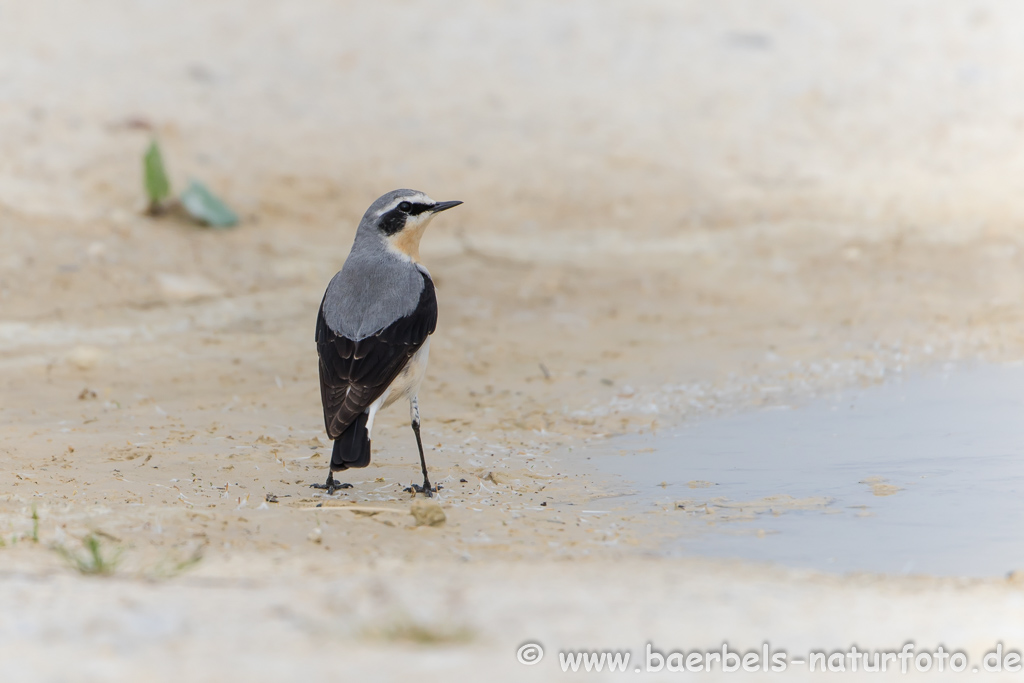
[180,179,239,228]
[143,141,171,205]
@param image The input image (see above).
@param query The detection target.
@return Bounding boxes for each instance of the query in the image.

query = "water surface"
[590,364,1024,577]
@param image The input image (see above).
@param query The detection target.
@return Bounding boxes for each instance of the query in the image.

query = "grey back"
[321,191,430,341]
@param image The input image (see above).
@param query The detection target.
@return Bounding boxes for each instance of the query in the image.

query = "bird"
[312,189,462,497]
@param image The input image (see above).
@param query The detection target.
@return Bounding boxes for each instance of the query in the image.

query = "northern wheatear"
[313,189,462,496]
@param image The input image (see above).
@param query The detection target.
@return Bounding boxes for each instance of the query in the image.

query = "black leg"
[310,472,352,494]
[410,421,435,497]
[409,397,435,497]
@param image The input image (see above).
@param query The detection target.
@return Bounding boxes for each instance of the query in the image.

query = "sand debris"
[410,499,446,527]
[860,476,902,497]
[676,494,833,521]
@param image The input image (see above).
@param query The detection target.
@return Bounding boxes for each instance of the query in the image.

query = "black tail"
[331,413,371,471]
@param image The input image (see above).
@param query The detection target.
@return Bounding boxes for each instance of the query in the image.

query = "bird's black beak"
[430,200,463,213]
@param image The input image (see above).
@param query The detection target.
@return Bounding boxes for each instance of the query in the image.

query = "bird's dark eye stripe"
[379,202,434,235]
[379,209,405,235]
[406,203,432,216]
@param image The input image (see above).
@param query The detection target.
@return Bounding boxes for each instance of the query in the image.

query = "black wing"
[316,272,437,439]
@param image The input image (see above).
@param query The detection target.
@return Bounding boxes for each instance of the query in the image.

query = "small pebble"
[410,499,446,527]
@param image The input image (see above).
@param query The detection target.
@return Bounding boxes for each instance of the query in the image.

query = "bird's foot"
[404,482,439,497]
[310,475,353,495]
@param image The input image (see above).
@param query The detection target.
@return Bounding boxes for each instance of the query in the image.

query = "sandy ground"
[4,1,1024,680]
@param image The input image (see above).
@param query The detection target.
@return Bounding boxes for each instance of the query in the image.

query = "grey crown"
[321,190,429,341]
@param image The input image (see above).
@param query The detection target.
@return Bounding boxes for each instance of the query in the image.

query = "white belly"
[383,338,430,409]
[365,341,429,437]
[385,339,432,409]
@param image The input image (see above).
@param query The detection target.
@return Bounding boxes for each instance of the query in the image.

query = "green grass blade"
[143,141,171,206]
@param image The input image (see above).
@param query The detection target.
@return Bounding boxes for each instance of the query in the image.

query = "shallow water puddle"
[589,364,1024,577]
